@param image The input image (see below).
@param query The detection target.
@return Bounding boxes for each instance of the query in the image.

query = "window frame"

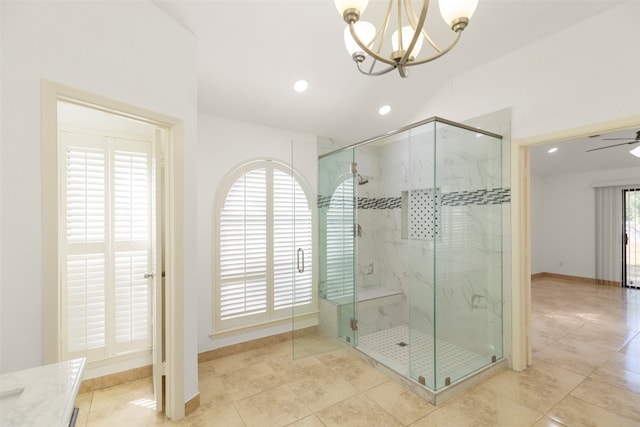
[212,159,316,335]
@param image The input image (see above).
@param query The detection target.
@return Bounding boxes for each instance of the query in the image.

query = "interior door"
[151,128,165,413]
[624,188,639,288]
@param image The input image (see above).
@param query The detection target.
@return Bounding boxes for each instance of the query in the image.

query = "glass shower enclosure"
[306,116,506,394]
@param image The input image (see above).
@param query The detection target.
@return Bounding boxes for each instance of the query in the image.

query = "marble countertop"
[0,358,86,426]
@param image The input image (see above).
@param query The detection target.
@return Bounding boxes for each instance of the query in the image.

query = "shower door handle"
[297,248,305,273]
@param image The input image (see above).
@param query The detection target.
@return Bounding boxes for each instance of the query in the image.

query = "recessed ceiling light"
[293,80,308,92]
[630,146,640,158]
[378,105,391,115]
[547,147,558,154]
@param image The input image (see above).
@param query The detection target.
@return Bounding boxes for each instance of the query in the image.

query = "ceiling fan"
[586,130,640,152]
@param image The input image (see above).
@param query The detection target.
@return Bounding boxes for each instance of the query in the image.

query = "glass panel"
[407,121,437,389]
[293,146,356,359]
[314,117,505,393]
[432,119,503,389]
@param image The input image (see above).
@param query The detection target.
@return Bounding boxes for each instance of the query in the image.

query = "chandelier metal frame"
[339,0,473,78]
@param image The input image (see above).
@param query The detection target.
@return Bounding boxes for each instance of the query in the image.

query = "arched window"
[214,160,313,332]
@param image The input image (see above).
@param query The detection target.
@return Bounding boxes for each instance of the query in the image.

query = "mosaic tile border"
[318,188,510,209]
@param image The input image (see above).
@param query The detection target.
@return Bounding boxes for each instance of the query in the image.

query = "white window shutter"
[62,142,108,359]
[61,132,152,362]
[219,168,268,321]
[216,161,313,331]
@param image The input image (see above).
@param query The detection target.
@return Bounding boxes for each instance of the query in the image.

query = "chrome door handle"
[297,248,305,273]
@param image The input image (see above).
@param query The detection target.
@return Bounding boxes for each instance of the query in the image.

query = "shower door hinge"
[418,376,426,386]
[350,162,357,174]
[491,355,497,363]
[445,377,451,386]
[350,318,358,331]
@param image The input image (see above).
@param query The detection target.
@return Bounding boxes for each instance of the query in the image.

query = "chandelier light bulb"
[630,146,640,158]
[391,26,424,60]
[334,0,369,17]
[439,0,478,28]
[344,21,376,56]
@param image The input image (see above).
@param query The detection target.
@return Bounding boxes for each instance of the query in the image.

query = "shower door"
[294,147,357,358]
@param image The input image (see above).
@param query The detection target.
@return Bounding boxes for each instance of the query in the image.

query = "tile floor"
[74,277,640,426]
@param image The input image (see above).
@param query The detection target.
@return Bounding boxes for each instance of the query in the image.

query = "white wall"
[531,166,640,278]
[0,0,199,403]
[530,174,545,274]
[196,114,318,353]
[410,2,640,141]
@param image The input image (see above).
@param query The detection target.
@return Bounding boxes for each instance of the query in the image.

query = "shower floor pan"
[357,325,504,404]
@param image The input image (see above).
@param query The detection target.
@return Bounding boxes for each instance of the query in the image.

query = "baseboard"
[78,364,152,394]
[198,326,317,363]
[185,393,200,417]
[531,272,620,287]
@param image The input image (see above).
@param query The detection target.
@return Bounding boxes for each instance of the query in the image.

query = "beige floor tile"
[198,360,216,380]
[621,334,640,358]
[90,377,154,411]
[571,377,640,421]
[480,360,585,413]
[210,348,264,375]
[534,336,615,376]
[428,385,542,427]
[198,373,232,407]
[287,368,359,412]
[73,392,93,427]
[316,395,403,427]
[531,416,566,427]
[168,401,244,427]
[547,395,638,427]
[590,355,640,395]
[252,341,294,363]
[531,325,561,353]
[565,322,637,351]
[220,361,285,401]
[285,414,326,427]
[234,384,312,427]
[409,407,478,427]
[323,353,389,391]
[87,401,165,426]
[267,353,323,382]
[601,350,640,375]
[365,380,436,425]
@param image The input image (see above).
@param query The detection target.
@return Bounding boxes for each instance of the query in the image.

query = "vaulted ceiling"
[154,1,626,143]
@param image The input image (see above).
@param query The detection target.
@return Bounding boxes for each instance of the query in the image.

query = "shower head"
[357,174,369,185]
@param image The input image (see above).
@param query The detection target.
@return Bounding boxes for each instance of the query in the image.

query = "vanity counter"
[0,358,86,426]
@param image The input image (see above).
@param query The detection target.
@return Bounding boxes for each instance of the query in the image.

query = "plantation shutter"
[273,168,313,313]
[113,141,152,353]
[216,161,313,331]
[61,131,152,362]
[63,134,107,360]
[219,168,268,323]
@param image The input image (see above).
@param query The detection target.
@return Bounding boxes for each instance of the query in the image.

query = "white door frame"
[41,80,185,419]
[510,114,640,371]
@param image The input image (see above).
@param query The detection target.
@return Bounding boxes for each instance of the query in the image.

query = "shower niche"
[298,116,508,402]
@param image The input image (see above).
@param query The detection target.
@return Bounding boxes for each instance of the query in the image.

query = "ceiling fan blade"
[586,140,640,152]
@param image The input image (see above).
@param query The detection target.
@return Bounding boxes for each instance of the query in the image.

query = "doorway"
[624,188,640,288]
[41,81,185,420]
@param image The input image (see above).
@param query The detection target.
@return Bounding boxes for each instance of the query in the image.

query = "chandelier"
[334,0,478,77]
